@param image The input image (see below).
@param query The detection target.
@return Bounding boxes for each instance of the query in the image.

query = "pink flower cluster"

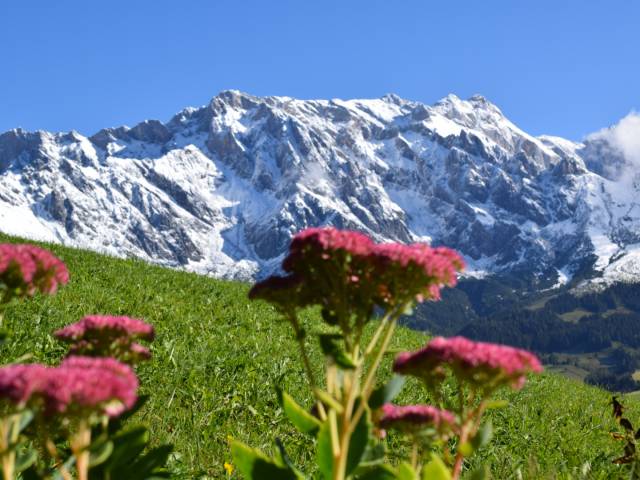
[54,316,154,363]
[53,356,138,417]
[0,244,69,298]
[251,227,464,313]
[394,336,543,390]
[0,364,49,406]
[282,228,374,273]
[0,357,138,418]
[378,403,457,435]
[55,315,155,341]
[371,243,464,303]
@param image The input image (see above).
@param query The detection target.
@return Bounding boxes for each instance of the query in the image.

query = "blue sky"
[1,0,638,140]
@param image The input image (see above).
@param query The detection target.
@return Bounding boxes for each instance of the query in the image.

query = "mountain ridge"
[1,90,639,292]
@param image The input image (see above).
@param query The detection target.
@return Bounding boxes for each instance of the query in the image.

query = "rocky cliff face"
[1,91,639,289]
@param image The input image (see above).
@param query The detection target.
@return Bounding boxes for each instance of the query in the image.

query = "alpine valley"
[2,90,640,389]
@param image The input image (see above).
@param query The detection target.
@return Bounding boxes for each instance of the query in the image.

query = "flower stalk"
[238,227,542,480]
[0,414,19,480]
[70,418,91,480]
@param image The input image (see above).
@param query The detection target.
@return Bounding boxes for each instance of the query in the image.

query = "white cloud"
[589,112,640,165]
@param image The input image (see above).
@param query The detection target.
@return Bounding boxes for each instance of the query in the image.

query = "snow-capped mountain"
[1,90,639,290]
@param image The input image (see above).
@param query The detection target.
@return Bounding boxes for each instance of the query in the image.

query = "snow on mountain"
[1,90,639,289]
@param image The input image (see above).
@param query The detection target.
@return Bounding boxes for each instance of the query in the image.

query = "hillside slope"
[0,235,633,478]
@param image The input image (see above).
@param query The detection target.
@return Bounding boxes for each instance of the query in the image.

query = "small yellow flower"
[224,461,234,476]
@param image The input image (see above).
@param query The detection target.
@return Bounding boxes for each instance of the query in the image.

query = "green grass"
[0,235,637,479]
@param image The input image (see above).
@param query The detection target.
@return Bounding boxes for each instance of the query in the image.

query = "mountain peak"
[380,93,406,105]
[1,90,635,292]
[467,94,492,105]
[434,93,501,113]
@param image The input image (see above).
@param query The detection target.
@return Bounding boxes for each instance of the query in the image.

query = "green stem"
[348,303,406,442]
[0,415,15,480]
[44,436,73,480]
[329,411,341,457]
[289,312,327,420]
[33,412,72,480]
[70,418,91,480]
[334,351,364,480]
[451,422,470,480]
[411,440,420,470]
[362,313,399,399]
[451,400,488,480]
[363,310,393,357]
[331,302,407,480]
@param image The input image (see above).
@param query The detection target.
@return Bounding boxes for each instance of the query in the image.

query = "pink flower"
[379,403,457,435]
[251,227,464,328]
[0,364,50,408]
[370,243,464,304]
[268,228,380,317]
[0,244,69,299]
[55,316,155,341]
[394,336,543,390]
[54,316,155,364]
[282,228,374,273]
[45,357,138,417]
[0,358,138,419]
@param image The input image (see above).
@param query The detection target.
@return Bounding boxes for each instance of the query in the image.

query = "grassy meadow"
[0,234,635,479]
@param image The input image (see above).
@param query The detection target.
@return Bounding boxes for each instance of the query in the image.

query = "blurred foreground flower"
[55,315,154,364]
[252,227,464,321]
[0,244,69,303]
[0,356,138,419]
[379,403,457,436]
[52,356,139,418]
[394,336,543,391]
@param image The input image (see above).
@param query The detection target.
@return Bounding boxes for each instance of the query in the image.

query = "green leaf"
[466,464,491,480]
[275,438,305,477]
[281,391,321,436]
[421,456,451,480]
[126,445,173,479]
[15,448,37,473]
[458,442,474,457]
[397,462,419,480]
[369,375,406,410]
[231,440,299,480]
[319,334,356,370]
[102,426,149,469]
[357,437,386,469]
[50,455,76,480]
[346,401,372,477]
[17,409,34,433]
[89,438,114,467]
[316,420,334,480]
[470,421,493,452]
[314,389,344,414]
